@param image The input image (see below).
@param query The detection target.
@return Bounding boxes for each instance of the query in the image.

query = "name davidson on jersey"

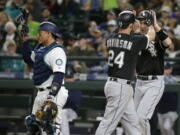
[107,39,132,50]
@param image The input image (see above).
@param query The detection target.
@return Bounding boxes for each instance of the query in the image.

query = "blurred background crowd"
[0,0,180,82]
[0,0,180,135]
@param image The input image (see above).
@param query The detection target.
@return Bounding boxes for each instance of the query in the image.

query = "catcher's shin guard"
[41,122,61,135]
[25,114,41,135]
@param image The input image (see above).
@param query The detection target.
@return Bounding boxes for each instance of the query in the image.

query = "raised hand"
[150,10,157,26]
[150,10,161,32]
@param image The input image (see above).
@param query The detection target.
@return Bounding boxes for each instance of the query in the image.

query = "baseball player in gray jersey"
[134,10,173,135]
[95,10,155,135]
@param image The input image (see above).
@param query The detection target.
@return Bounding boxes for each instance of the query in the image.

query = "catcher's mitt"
[35,100,58,122]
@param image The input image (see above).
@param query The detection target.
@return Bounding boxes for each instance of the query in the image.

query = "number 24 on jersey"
[108,50,125,68]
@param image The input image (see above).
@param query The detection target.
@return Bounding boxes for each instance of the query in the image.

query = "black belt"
[37,84,65,91]
[109,77,131,84]
[37,86,51,91]
[137,75,157,80]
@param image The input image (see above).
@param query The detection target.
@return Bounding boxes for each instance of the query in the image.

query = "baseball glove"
[35,100,58,122]
[16,8,29,35]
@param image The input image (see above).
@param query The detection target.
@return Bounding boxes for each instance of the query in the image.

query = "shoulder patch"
[56,59,63,66]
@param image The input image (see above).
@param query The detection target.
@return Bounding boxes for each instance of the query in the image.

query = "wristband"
[156,29,168,41]
[49,82,61,96]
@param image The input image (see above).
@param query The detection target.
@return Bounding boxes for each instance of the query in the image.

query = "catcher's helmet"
[117,10,136,29]
[39,21,61,38]
[137,10,153,26]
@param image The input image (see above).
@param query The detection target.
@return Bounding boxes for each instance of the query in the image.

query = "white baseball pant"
[61,108,78,135]
[95,78,141,135]
[134,76,165,135]
[158,111,178,135]
[32,86,68,134]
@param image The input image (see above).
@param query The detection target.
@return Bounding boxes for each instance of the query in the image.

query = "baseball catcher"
[18,7,69,135]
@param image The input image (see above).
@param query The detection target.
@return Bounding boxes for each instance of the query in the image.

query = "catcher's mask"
[35,100,58,122]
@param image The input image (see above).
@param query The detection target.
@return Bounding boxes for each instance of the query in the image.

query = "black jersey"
[107,33,148,80]
[136,37,167,75]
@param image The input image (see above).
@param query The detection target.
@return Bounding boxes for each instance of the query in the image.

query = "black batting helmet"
[117,10,136,29]
[39,21,61,38]
[137,10,153,26]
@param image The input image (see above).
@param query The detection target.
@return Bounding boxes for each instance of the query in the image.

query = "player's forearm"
[22,41,34,66]
[153,24,161,32]
[162,36,173,48]
[156,28,173,48]
[146,26,156,41]
[151,9,173,48]
[133,20,140,33]
[49,72,65,97]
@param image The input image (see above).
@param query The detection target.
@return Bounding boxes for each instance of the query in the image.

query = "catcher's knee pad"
[54,123,61,135]
[55,129,61,135]
[25,114,41,135]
